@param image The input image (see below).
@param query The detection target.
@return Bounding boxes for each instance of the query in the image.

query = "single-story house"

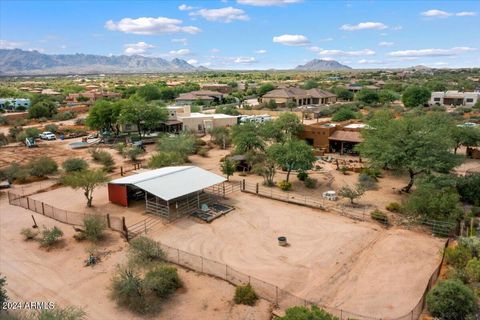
[200,83,231,94]
[0,98,31,111]
[260,87,336,107]
[175,90,224,105]
[429,91,480,107]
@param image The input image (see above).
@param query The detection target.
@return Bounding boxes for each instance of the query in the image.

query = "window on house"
[466,98,474,103]
[434,98,441,101]
[125,124,132,131]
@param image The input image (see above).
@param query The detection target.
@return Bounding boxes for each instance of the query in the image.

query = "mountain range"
[0,49,206,75]
[295,59,352,71]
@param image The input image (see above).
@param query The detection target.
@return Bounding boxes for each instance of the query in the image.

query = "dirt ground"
[0,192,272,320]
[148,192,445,319]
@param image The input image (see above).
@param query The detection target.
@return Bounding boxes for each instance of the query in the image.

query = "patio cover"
[109,166,226,201]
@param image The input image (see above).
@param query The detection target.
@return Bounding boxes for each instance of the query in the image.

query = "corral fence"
[155,239,450,320]
[7,191,128,239]
[241,180,459,236]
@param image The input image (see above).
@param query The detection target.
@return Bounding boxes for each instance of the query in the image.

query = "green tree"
[338,184,365,204]
[451,126,480,154]
[119,98,168,137]
[356,89,380,105]
[332,107,358,122]
[137,84,161,101]
[332,87,354,101]
[258,83,276,96]
[402,85,431,108]
[275,112,303,137]
[267,138,316,182]
[457,173,480,206]
[301,80,319,90]
[426,280,476,320]
[231,122,265,153]
[86,100,121,133]
[28,100,57,119]
[28,156,58,177]
[220,158,235,181]
[279,305,339,320]
[62,158,88,172]
[61,169,109,207]
[156,133,197,161]
[210,127,231,149]
[357,111,460,192]
[378,90,399,104]
[252,156,276,186]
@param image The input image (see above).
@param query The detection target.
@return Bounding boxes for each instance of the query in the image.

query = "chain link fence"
[7,191,127,239]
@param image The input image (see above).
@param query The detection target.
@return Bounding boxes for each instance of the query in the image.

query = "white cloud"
[255,49,267,54]
[357,59,387,65]
[60,45,67,49]
[0,39,27,49]
[187,59,198,65]
[105,17,201,35]
[211,48,220,53]
[319,37,333,42]
[273,34,310,46]
[168,48,191,57]
[388,47,476,57]
[312,48,376,57]
[340,22,387,31]
[379,41,394,47]
[189,7,249,23]
[433,62,449,66]
[124,41,155,55]
[171,38,188,45]
[236,0,301,6]
[178,4,194,11]
[421,9,477,18]
[456,11,477,16]
[234,56,256,64]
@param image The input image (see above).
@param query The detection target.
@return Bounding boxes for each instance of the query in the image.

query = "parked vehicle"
[39,131,56,140]
[322,191,337,201]
[25,137,37,148]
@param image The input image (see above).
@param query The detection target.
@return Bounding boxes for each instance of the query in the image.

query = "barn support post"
[223,182,226,198]
[120,166,124,176]
[197,192,200,208]
[242,179,245,191]
[106,214,111,228]
[256,183,259,194]
[122,217,129,242]
[167,200,170,219]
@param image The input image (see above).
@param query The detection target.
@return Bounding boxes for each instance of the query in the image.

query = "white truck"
[39,131,56,140]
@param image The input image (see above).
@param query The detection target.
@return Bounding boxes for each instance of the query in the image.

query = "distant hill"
[0,49,207,75]
[295,59,352,71]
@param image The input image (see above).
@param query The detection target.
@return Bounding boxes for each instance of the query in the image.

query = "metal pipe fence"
[7,191,127,239]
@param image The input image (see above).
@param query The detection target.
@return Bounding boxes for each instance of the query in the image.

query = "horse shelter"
[108,166,229,220]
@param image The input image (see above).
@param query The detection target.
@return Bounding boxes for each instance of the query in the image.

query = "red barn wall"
[108,183,128,207]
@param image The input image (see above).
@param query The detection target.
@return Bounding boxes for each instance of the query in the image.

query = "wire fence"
[241,180,458,237]
[155,239,450,320]
[7,191,127,239]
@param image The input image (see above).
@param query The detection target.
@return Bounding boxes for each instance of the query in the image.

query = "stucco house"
[260,87,336,107]
[429,91,480,107]
[175,90,224,105]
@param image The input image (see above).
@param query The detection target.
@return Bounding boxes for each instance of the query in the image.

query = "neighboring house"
[260,87,336,107]
[429,91,480,107]
[0,98,31,111]
[175,90,224,105]
[66,90,121,103]
[119,104,238,134]
[299,121,365,155]
[41,89,62,95]
[200,83,231,94]
[346,84,363,92]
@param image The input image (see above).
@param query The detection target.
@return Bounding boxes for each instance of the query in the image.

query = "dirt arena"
[149,192,445,319]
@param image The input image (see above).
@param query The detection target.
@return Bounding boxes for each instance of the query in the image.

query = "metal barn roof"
[109,166,226,201]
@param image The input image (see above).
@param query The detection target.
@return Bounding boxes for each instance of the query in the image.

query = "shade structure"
[109,166,226,201]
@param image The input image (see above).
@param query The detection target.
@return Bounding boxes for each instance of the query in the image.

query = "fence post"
[120,166,124,176]
[41,202,45,215]
[201,258,204,273]
[122,217,129,242]
[144,220,147,234]
[256,183,259,195]
[27,197,30,210]
[177,249,180,264]
[106,214,111,228]
[275,286,278,306]
[242,179,245,191]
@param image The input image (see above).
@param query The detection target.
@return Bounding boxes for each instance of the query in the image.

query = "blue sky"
[1,0,479,69]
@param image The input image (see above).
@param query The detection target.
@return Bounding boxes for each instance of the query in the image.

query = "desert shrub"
[20,228,38,240]
[27,156,58,177]
[73,232,87,242]
[277,180,292,191]
[83,215,106,242]
[458,237,480,257]
[129,236,165,266]
[3,162,29,183]
[426,280,476,320]
[0,115,9,125]
[465,258,480,283]
[371,210,389,225]
[25,127,41,138]
[40,226,63,247]
[25,306,87,320]
[297,170,308,181]
[197,147,209,157]
[111,266,149,314]
[445,245,472,269]
[123,146,145,162]
[234,283,258,306]
[16,132,28,142]
[144,266,182,298]
[54,111,76,121]
[304,177,317,189]
[358,173,377,190]
[279,305,339,320]
[115,142,126,154]
[148,152,184,168]
[0,274,7,307]
[361,167,382,179]
[90,149,114,172]
[386,202,401,213]
[339,166,348,175]
[74,118,86,126]
[0,133,8,146]
[62,157,88,173]
[44,124,59,133]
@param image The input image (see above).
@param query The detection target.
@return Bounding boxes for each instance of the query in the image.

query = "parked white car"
[40,131,56,140]
[322,191,337,201]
